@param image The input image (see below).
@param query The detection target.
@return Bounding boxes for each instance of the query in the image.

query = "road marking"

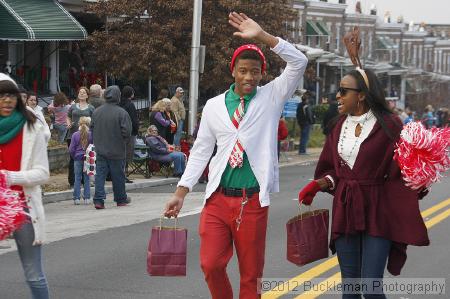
[425,208,450,229]
[421,198,450,218]
[294,272,341,299]
[263,198,450,299]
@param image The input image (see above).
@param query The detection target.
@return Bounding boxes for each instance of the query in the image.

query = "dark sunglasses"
[337,87,361,96]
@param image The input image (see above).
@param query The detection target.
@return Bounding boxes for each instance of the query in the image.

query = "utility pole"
[188,0,203,135]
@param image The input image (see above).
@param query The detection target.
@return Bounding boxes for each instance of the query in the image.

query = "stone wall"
[48,147,69,171]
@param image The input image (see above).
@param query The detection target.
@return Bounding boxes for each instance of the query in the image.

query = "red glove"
[298,180,321,206]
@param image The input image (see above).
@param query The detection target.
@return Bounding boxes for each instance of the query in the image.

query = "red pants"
[199,191,269,299]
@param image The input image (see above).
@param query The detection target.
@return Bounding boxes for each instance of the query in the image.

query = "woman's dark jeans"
[335,233,392,299]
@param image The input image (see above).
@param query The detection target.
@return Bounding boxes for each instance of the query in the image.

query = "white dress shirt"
[178,37,308,207]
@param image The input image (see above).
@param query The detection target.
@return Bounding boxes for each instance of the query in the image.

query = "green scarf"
[0,110,26,144]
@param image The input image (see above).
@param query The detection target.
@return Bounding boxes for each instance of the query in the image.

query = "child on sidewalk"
[69,116,93,205]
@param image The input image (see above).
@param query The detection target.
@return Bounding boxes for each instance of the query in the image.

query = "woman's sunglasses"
[337,87,361,96]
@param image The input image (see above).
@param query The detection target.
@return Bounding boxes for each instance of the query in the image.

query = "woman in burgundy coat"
[298,69,429,298]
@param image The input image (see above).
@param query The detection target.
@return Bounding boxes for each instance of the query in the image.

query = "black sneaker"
[125,178,134,183]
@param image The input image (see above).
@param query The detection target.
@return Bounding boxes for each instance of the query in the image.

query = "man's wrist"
[175,186,189,198]
[255,31,278,49]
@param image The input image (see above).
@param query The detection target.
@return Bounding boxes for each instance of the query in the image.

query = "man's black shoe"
[117,197,131,207]
[94,203,105,210]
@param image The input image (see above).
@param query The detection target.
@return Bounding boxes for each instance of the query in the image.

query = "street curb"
[43,177,179,204]
[42,157,320,204]
[279,157,319,168]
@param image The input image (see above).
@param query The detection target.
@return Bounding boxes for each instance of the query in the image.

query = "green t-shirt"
[219,84,259,189]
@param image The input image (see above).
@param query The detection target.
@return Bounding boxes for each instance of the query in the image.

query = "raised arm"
[229,12,308,110]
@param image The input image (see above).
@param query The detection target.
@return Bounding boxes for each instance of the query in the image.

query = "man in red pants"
[164,12,308,299]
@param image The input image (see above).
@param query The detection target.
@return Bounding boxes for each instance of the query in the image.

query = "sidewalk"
[42,148,322,204]
[0,148,322,255]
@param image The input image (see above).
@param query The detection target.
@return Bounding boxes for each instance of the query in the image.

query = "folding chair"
[128,143,151,178]
[148,159,172,178]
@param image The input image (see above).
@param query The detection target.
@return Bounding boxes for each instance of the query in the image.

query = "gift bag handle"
[298,204,311,220]
[297,205,328,233]
[159,216,178,230]
[157,216,179,243]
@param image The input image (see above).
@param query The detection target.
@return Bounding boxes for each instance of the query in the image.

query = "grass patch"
[308,126,325,148]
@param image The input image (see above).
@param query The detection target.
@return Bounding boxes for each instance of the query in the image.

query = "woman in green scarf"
[0,73,50,299]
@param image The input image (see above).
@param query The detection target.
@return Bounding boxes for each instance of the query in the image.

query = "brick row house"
[291,0,450,111]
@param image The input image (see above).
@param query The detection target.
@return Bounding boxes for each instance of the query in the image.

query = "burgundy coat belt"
[339,177,385,235]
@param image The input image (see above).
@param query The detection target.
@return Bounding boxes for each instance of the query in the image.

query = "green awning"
[316,21,330,36]
[0,0,87,41]
[306,20,323,36]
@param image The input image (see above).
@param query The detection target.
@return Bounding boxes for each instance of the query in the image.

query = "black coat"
[119,98,139,136]
[296,101,314,126]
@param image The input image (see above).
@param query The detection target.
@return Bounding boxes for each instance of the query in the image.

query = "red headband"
[230,44,266,73]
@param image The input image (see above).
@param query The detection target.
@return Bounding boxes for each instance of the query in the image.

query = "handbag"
[83,144,96,176]
[147,217,187,276]
[286,207,329,266]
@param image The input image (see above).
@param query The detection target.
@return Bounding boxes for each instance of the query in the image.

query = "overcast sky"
[328,0,449,24]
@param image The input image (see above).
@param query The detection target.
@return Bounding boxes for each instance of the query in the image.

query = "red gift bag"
[286,208,329,266]
[147,218,187,276]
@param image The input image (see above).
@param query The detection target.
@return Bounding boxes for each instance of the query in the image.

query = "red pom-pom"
[0,187,28,240]
[394,122,450,190]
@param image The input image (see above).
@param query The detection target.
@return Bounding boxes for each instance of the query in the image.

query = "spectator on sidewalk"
[69,116,93,205]
[26,92,46,126]
[0,74,51,299]
[91,85,132,210]
[120,86,140,184]
[149,89,169,119]
[440,108,449,127]
[89,84,104,109]
[48,92,71,144]
[26,91,51,140]
[322,96,339,135]
[171,87,186,146]
[296,92,314,154]
[145,125,186,177]
[421,104,436,129]
[162,98,177,145]
[149,100,174,142]
[404,110,414,125]
[66,87,94,187]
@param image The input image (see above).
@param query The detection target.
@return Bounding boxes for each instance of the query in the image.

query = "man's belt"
[217,186,260,198]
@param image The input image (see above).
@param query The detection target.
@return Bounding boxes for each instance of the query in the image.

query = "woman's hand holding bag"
[298,180,321,206]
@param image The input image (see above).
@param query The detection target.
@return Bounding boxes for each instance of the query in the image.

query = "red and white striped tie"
[229,97,245,168]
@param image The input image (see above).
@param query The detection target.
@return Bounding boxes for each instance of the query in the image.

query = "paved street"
[0,163,449,299]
